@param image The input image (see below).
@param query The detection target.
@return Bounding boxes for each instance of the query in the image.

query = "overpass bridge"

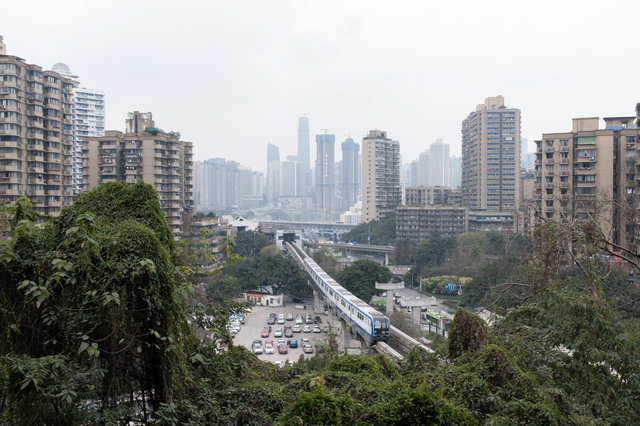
[259,220,356,237]
[284,241,431,358]
[305,241,396,266]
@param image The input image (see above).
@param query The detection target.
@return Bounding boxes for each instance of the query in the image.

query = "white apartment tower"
[50,63,105,195]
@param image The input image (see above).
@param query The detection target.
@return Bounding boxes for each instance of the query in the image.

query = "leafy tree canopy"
[235,230,271,258]
[336,259,392,302]
[341,215,396,245]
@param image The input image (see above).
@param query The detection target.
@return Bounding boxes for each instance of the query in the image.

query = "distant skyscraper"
[340,138,360,210]
[361,130,401,222]
[297,116,311,193]
[266,143,280,202]
[315,133,335,218]
[461,96,521,211]
[449,156,461,189]
[50,62,105,195]
[418,150,429,185]
[429,139,450,187]
[280,156,303,197]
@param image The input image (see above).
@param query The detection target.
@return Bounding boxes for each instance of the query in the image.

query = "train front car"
[372,315,390,342]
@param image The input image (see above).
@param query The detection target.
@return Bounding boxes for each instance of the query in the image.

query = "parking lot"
[234,303,330,365]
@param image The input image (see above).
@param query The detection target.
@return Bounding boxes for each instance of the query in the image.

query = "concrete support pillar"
[412,307,422,324]
[384,253,389,266]
[385,292,394,315]
[313,289,324,314]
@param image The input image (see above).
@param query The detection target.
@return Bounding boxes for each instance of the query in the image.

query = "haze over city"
[4,0,639,172]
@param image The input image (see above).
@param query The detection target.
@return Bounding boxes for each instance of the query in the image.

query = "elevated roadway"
[305,241,395,266]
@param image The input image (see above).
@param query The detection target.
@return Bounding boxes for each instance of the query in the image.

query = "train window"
[375,320,381,329]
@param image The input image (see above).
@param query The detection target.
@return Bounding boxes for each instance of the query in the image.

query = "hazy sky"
[3,1,639,172]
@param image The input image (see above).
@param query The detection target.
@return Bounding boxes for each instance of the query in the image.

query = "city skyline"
[3,1,639,173]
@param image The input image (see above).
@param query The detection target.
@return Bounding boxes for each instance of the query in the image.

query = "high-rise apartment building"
[449,156,461,189]
[266,143,280,202]
[315,133,335,218]
[297,116,311,193]
[280,156,303,197]
[0,36,75,215]
[461,96,521,211]
[340,137,360,211]
[534,115,640,248]
[429,139,450,187]
[82,111,193,237]
[361,130,401,222]
[50,63,105,196]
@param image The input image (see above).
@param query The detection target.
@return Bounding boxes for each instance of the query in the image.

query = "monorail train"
[285,242,390,346]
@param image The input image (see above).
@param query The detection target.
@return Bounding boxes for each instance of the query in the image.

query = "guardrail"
[388,325,433,355]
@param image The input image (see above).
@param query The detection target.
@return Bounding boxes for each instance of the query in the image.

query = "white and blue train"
[286,242,390,346]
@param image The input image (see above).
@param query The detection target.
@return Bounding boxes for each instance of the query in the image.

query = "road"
[395,286,453,315]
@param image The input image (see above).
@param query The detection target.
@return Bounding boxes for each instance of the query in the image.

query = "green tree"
[312,247,340,277]
[336,259,392,302]
[341,215,396,245]
[225,250,310,297]
[235,230,271,258]
[0,183,192,421]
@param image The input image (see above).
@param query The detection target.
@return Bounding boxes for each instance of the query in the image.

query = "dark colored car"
[314,316,322,324]
[284,328,293,338]
[267,317,275,325]
[288,339,298,348]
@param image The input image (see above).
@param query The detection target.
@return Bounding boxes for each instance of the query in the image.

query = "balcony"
[545,147,554,152]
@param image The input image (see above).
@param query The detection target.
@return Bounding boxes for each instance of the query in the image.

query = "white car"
[312,326,321,333]
[293,324,302,333]
[274,328,283,337]
[303,325,311,333]
[264,342,274,354]
[252,343,263,355]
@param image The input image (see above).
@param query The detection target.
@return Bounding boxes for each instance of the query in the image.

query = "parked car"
[303,344,313,354]
[303,325,311,333]
[252,343,263,355]
[264,341,274,354]
[314,316,322,324]
[274,328,283,338]
[261,329,270,338]
[267,317,276,325]
[286,312,294,321]
[322,325,329,333]
[277,317,285,324]
[284,328,293,338]
[301,337,310,345]
[269,313,277,319]
[288,339,298,348]
[293,325,302,333]
[278,345,288,355]
[312,326,321,333]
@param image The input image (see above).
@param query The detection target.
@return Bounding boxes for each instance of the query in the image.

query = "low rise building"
[396,205,468,241]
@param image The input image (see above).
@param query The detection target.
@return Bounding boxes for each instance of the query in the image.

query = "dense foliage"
[335,259,392,302]
[341,215,396,245]
[0,183,193,422]
[224,247,311,297]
